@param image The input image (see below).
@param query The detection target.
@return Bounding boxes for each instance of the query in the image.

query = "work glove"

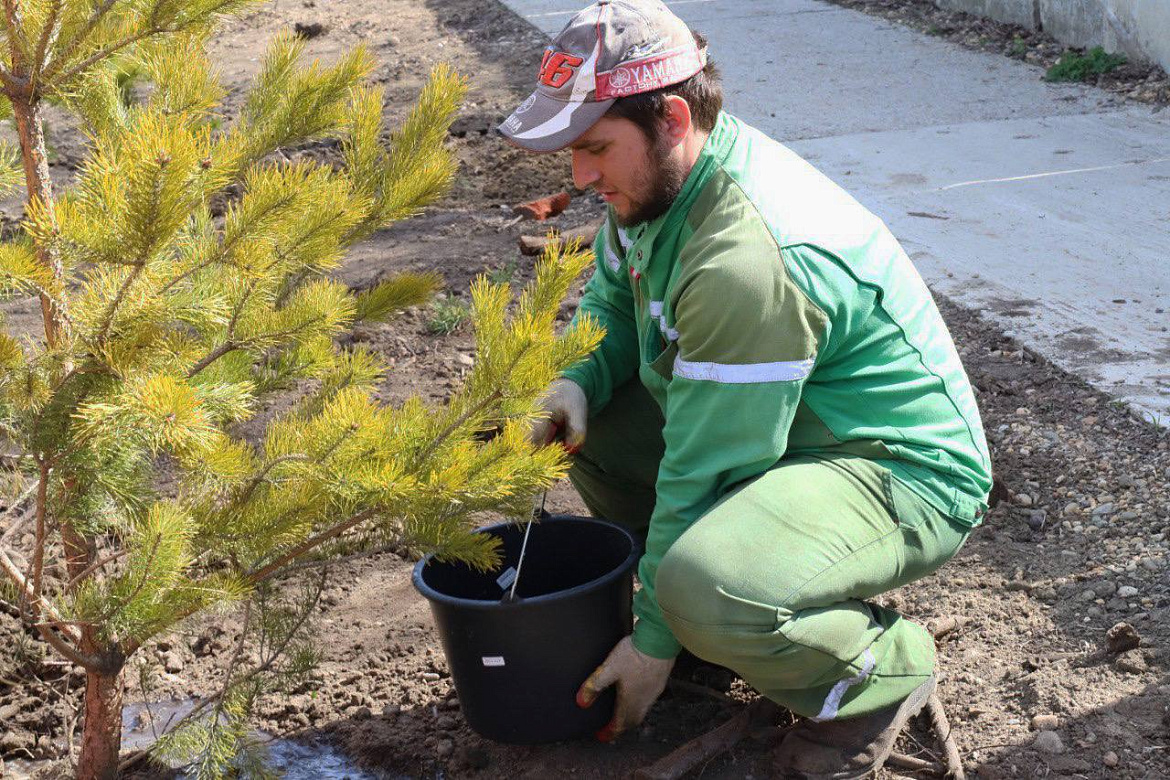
[529,378,588,453]
[576,635,675,742]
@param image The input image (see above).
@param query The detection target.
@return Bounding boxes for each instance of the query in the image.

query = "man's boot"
[772,674,936,780]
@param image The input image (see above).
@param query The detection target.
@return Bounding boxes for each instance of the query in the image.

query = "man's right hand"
[529,378,588,452]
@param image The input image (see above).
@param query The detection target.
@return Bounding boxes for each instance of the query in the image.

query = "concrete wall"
[932,0,1170,73]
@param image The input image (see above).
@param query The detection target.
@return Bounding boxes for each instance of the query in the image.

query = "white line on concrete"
[526,0,718,19]
[936,157,1170,191]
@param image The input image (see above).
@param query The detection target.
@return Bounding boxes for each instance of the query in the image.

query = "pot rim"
[411,516,638,610]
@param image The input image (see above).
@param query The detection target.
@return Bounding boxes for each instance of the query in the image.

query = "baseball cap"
[499,0,707,153]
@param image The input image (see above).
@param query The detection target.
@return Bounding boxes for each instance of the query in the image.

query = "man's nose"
[571,150,600,190]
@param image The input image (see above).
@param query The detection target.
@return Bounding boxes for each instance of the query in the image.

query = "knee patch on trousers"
[657,543,789,669]
[656,530,803,629]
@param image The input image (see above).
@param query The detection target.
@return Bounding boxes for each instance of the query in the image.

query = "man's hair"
[605,30,723,140]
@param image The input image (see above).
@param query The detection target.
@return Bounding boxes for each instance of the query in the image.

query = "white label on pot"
[482,656,506,667]
[496,567,517,590]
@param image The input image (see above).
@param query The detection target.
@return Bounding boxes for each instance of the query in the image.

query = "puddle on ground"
[264,738,382,779]
[6,699,380,780]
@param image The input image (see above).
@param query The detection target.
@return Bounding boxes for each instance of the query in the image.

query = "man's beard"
[615,134,689,227]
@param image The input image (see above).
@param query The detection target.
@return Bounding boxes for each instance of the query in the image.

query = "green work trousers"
[568,380,971,720]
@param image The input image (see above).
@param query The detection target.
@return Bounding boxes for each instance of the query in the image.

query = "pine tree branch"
[156,259,213,295]
[413,390,502,468]
[270,542,399,578]
[2,0,28,71]
[0,64,21,93]
[271,210,358,307]
[186,340,236,378]
[188,314,329,379]
[181,212,334,375]
[96,263,144,344]
[52,23,182,89]
[97,533,160,625]
[417,394,502,465]
[66,547,129,591]
[31,459,47,602]
[29,365,113,473]
[40,0,116,86]
[29,0,63,88]
[411,340,539,468]
[159,190,304,296]
[313,427,352,466]
[185,275,256,377]
[247,507,377,585]
[35,620,100,669]
[273,266,318,309]
[121,578,323,769]
[0,544,103,672]
[234,453,309,506]
[203,598,251,760]
[49,0,258,90]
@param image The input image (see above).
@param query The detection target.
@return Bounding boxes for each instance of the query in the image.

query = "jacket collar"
[623,111,738,272]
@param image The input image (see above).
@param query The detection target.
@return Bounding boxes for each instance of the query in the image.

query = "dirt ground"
[2,0,1169,778]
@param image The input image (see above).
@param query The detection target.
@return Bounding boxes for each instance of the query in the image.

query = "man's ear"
[660,95,693,148]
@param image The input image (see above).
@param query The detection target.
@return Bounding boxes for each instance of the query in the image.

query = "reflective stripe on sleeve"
[649,301,680,342]
[672,355,816,383]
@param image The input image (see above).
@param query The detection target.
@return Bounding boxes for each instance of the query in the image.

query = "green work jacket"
[563,111,993,660]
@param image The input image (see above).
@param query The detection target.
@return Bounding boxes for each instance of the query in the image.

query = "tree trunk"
[78,668,124,780]
[10,95,69,348]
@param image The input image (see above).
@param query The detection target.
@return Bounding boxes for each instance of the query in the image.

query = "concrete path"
[501,0,1170,426]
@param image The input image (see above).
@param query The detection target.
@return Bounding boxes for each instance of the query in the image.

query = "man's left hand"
[576,635,675,742]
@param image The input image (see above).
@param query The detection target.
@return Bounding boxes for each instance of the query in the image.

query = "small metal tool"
[500,490,547,603]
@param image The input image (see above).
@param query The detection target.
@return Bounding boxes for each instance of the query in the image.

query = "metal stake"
[507,490,546,602]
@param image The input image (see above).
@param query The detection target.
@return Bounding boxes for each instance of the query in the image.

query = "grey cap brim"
[497,90,614,153]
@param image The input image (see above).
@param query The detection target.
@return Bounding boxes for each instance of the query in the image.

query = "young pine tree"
[0,3,601,778]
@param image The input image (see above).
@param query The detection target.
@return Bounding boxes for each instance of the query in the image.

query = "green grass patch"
[487,258,519,286]
[426,297,471,335]
[1045,46,1126,83]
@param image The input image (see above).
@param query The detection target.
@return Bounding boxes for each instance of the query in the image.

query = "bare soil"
[3,1,1168,779]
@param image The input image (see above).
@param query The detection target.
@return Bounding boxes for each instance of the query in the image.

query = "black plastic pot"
[412,515,637,744]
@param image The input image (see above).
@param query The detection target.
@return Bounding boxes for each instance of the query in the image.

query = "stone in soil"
[1033,730,1064,753]
[1030,713,1059,731]
[1114,651,1148,674]
[1105,621,1142,654]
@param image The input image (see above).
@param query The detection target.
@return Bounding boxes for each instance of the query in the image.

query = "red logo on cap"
[539,50,585,89]
[595,46,706,100]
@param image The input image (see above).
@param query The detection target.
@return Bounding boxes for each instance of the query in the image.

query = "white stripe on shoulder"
[672,355,815,383]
